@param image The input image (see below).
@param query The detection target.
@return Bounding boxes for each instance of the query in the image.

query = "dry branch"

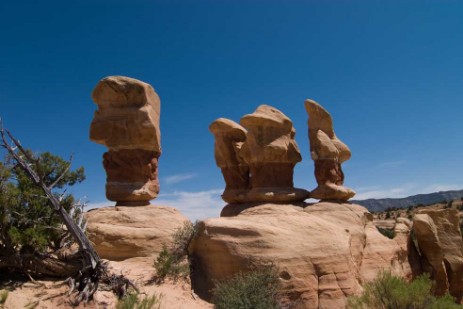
[0,121,138,303]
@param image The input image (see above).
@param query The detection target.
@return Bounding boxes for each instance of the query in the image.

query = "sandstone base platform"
[86,205,189,261]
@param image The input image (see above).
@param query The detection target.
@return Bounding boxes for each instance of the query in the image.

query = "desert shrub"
[116,292,161,309]
[171,220,199,257]
[211,266,280,309]
[0,290,8,304]
[153,245,189,281]
[445,201,454,209]
[0,151,85,277]
[347,271,460,309]
[376,227,395,239]
[153,221,199,282]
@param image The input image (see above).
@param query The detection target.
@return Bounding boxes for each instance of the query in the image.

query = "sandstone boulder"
[90,76,161,205]
[190,202,413,309]
[305,100,355,201]
[413,208,463,302]
[85,205,189,261]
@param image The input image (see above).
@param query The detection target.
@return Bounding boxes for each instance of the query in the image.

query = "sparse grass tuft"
[212,265,280,309]
[116,292,161,309]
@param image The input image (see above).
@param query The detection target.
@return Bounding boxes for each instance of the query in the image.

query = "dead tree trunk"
[0,126,100,269]
[0,122,137,303]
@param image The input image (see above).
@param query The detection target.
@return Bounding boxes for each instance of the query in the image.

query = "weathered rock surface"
[90,76,161,151]
[413,208,463,302]
[85,205,189,261]
[305,99,355,201]
[209,118,249,203]
[90,76,161,205]
[238,105,309,203]
[190,202,413,309]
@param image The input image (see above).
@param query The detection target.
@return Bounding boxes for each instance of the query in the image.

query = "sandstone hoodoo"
[209,118,249,203]
[240,105,309,203]
[87,76,192,261]
[305,99,355,201]
[210,105,310,205]
[90,76,161,206]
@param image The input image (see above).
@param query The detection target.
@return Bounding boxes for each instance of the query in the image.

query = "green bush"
[347,271,461,309]
[153,221,199,282]
[376,227,395,239]
[211,266,280,309]
[0,290,8,305]
[116,293,161,309]
[153,245,189,282]
[171,220,199,257]
[0,151,84,255]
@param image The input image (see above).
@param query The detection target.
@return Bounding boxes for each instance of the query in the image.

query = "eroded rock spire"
[305,99,355,201]
[90,76,161,206]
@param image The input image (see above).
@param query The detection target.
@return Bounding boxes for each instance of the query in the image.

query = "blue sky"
[1,0,462,220]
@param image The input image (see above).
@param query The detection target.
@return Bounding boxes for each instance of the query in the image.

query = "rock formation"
[209,118,249,203]
[304,99,355,201]
[85,205,189,260]
[210,105,309,204]
[239,105,309,203]
[190,202,414,308]
[413,208,463,302]
[90,76,161,206]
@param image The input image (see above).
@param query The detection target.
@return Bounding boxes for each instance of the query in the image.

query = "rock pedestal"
[85,205,189,261]
[304,99,355,201]
[90,76,161,205]
[190,202,413,308]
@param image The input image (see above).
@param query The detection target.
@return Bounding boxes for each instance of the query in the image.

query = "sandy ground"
[2,257,213,309]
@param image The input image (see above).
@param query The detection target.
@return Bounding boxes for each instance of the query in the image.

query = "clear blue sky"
[1,0,462,219]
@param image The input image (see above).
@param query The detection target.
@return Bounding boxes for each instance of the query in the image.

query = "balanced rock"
[85,205,189,261]
[90,76,161,205]
[413,208,463,302]
[209,118,249,203]
[305,99,355,201]
[190,202,413,308]
[238,105,309,203]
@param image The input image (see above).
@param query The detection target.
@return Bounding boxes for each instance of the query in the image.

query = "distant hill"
[353,189,463,212]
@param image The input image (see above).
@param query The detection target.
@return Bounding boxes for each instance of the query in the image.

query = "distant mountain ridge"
[353,189,463,212]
